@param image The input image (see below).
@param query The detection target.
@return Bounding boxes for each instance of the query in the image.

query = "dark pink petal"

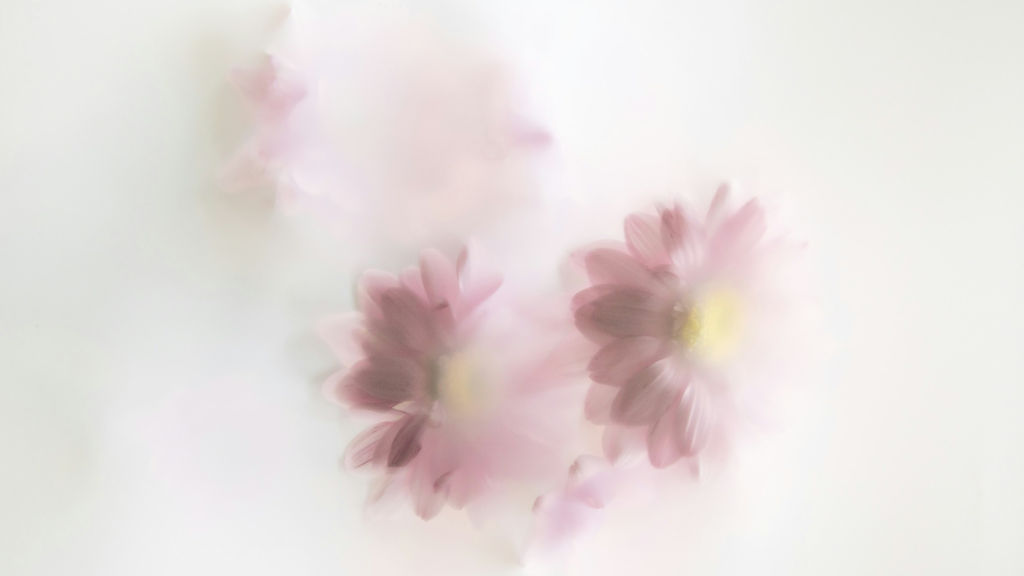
[420,249,459,308]
[583,247,657,288]
[584,384,618,424]
[343,420,396,469]
[371,286,437,352]
[611,361,680,425]
[340,357,425,411]
[647,404,684,468]
[588,336,667,386]
[573,286,672,342]
[387,414,427,468]
[676,380,713,456]
[625,212,671,268]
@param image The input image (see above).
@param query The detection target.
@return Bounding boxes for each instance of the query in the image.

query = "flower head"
[573,183,804,468]
[323,245,577,518]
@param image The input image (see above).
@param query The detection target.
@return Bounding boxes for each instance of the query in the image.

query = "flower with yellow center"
[435,351,491,419]
[675,288,745,363]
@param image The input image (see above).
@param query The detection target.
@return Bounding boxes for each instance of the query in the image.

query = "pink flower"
[227,4,549,245]
[573,183,804,469]
[322,245,578,519]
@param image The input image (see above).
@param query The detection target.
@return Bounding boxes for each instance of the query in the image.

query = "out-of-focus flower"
[573,183,805,469]
[227,3,549,245]
[529,455,618,555]
[322,245,578,519]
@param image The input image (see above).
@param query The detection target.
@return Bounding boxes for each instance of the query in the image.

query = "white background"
[2,0,1022,574]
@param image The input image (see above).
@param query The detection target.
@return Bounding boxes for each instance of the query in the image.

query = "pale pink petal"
[566,455,617,508]
[344,420,396,469]
[659,203,690,253]
[647,406,684,468]
[709,198,766,261]
[399,266,428,301]
[317,313,364,366]
[624,212,671,269]
[419,249,459,307]
[676,380,714,457]
[601,425,647,465]
[588,336,666,386]
[357,270,400,317]
[232,56,307,119]
[455,242,502,316]
[705,181,732,229]
[532,494,599,553]
[583,247,657,288]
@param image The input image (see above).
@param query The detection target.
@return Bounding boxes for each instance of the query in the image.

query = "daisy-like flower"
[322,245,577,519]
[573,183,804,469]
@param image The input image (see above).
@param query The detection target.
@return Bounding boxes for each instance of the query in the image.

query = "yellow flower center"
[436,351,488,418]
[675,288,744,362]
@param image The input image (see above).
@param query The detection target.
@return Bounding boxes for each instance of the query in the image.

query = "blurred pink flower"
[530,455,618,555]
[322,245,579,519]
[227,4,549,245]
[573,183,805,469]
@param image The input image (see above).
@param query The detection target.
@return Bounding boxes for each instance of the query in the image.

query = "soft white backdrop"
[2,1,1022,574]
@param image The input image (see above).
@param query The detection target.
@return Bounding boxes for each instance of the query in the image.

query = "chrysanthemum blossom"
[322,245,578,519]
[228,3,549,245]
[573,183,806,469]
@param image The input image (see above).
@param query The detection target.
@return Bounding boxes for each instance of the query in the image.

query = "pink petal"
[455,242,502,316]
[583,247,657,288]
[344,420,396,469]
[232,56,307,119]
[624,212,671,269]
[588,336,666,386]
[676,380,713,457]
[370,286,437,353]
[317,313,364,366]
[573,286,671,343]
[611,360,680,425]
[601,425,647,465]
[647,406,684,468]
[659,203,690,253]
[709,198,766,261]
[584,384,618,424]
[357,270,400,317]
[706,181,732,229]
[419,249,459,307]
[566,455,617,508]
[413,478,447,520]
[340,357,426,411]
[387,414,427,468]
[399,266,429,301]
